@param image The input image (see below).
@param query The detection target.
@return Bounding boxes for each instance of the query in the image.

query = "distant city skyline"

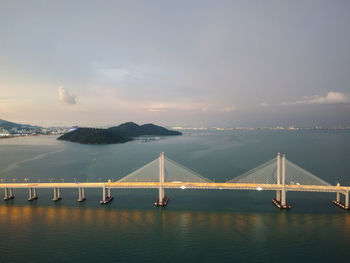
[1,1,350,127]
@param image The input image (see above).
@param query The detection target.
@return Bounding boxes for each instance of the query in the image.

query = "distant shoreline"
[2,128,349,141]
[0,134,61,139]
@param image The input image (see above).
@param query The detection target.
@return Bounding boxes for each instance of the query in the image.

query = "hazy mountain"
[0,119,39,130]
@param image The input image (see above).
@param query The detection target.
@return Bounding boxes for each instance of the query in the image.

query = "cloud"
[224,106,236,112]
[147,101,206,113]
[146,102,237,114]
[260,102,269,107]
[0,97,13,104]
[58,86,77,105]
[96,68,130,82]
[281,92,350,105]
[148,108,164,112]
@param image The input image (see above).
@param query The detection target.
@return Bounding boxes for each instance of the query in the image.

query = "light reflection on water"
[1,205,349,231]
[1,204,350,262]
[1,205,350,262]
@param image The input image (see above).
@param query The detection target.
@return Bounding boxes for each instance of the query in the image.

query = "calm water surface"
[0,130,350,262]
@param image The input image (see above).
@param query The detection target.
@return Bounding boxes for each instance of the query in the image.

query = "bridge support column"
[276,191,281,202]
[276,190,281,202]
[28,188,37,201]
[78,187,86,202]
[281,154,287,207]
[53,188,61,202]
[100,183,113,204]
[158,187,165,206]
[276,153,281,202]
[336,183,340,202]
[4,188,10,201]
[155,152,168,207]
[273,154,290,209]
[333,183,349,210]
[9,188,14,199]
[102,184,105,201]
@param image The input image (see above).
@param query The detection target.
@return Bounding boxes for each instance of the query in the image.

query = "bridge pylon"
[155,152,168,207]
[272,153,291,209]
[276,153,281,202]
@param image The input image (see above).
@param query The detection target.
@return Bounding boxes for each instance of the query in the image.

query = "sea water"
[0,130,349,262]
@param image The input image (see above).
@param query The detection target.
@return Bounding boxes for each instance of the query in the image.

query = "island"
[57,122,182,144]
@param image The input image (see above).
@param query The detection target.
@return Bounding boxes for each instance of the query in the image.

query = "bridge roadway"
[0,182,349,194]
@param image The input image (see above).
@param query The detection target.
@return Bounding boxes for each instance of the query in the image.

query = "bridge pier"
[276,191,281,202]
[155,152,168,207]
[53,188,62,202]
[77,187,86,202]
[333,183,349,210]
[100,184,113,204]
[272,153,291,209]
[9,188,14,199]
[158,187,165,206]
[276,153,281,202]
[3,188,10,201]
[336,183,341,202]
[28,188,38,201]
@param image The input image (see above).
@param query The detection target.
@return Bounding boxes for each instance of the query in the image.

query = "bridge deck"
[0,182,349,194]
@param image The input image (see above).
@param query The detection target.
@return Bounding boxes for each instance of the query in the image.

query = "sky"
[0,0,350,127]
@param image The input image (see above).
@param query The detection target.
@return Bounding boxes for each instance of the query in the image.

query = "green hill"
[57,122,182,144]
[108,122,182,137]
[57,128,132,144]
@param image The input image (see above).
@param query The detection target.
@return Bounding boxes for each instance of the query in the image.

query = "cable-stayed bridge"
[1,153,349,210]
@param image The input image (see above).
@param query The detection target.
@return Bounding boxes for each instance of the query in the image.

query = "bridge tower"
[276,153,281,202]
[272,153,290,209]
[158,152,165,206]
[281,154,286,206]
